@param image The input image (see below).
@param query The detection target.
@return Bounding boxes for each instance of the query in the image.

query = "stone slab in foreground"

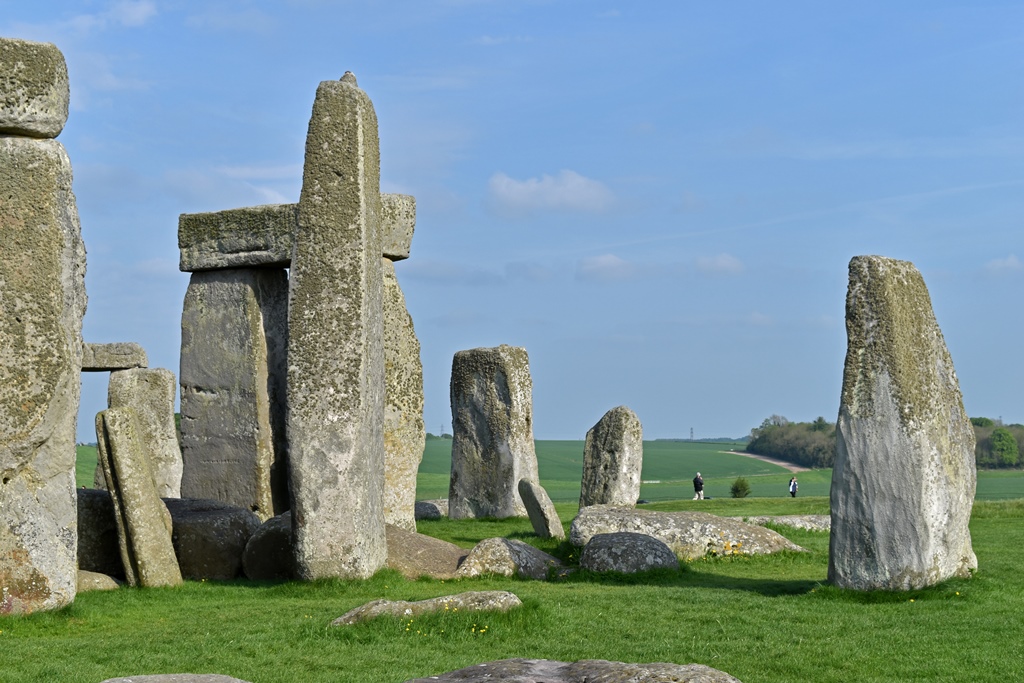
[101,676,253,683]
[570,505,803,560]
[332,590,521,626]
[404,658,743,683]
[108,368,182,498]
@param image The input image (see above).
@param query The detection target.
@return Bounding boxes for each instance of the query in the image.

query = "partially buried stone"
[579,406,643,508]
[830,255,977,591]
[518,479,565,539]
[163,498,261,581]
[332,590,521,626]
[0,37,69,138]
[414,499,448,520]
[77,570,120,592]
[403,659,744,683]
[100,676,253,683]
[385,523,467,580]
[455,537,562,580]
[108,368,182,498]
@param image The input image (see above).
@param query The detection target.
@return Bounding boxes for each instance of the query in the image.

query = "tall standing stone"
[580,406,643,509]
[107,368,182,498]
[0,38,85,615]
[830,255,977,591]
[179,268,289,520]
[382,259,425,531]
[449,345,540,519]
[287,72,386,580]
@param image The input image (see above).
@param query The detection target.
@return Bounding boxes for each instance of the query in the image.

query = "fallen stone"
[0,135,86,615]
[449,345,540,519]
[100,676,253,683]
[382,258,425,531]
[179,268,289,520]
[456,538,562,580]
[580,532,679,574]
[82,342,148,371]
[380,193,416,261]
[288,72,386,580]
[518,479,565,540]
[177,203,298,272]
[242,511,295,581]
[108,368,182,498]
[415,499,448,520]
[580,406,643,508]
[385,523,468,580]
[77,488,123,578]
[77,570,120,592]
[831,255,977,591]
[332,590,521,627]
[733,515,831,532]
[96,407,182,588]
[403,658,743,683]
[163,498,261,581]
[0,37,69,138]
[570,506,803,560]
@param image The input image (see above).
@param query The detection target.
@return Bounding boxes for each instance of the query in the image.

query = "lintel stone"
[0,38,69,138]
[82,342,148,371]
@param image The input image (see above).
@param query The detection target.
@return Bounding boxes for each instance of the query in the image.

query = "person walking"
[788,476,798,498]
[693,472,704,500]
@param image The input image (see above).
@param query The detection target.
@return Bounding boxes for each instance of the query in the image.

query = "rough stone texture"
[333,590,521,626]
[404,659,743,683]
[179,268,289,520]
[518,479,565,539]
[580,406,643,508]
[733,515,831,532]
[77,570,120,592]
[385,523,468,580]
[456,537,562,580]
[178,203,298,272]
[0,38,69,138]
[288,73,386,580]
[77,488,123,578]
[449,345,540,520]
[580,532,679,574]
[82,342,148,371]
[415,499,448,520]
[380,193,416,261]
[570,506,803,560]
[163,498,261,581]
[382,259,425,531]
[101,677,252,683]
[108,368,182,498]
[0,136,85,615]
[242,511,295,581]
[830,255,977,591]
[96,408,182,588]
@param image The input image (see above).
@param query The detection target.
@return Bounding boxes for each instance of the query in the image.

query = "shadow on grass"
[558,566,820,597]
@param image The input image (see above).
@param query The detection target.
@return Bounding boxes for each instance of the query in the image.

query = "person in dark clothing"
[693,472,704,500]
[789,477,798,498]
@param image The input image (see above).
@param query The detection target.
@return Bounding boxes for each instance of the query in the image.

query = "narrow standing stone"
[179,268,289,520]
[830,255,977,591]
[449,345,540,519]
[287,72,386,579]
[579,406,644,508]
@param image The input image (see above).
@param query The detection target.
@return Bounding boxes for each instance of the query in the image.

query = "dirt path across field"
[719,450,811,473]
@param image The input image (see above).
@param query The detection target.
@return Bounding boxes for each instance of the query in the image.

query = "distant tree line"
[746,414,1023,470]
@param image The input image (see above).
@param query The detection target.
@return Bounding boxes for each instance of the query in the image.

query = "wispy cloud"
[696,253,743,276]
[216,164,303,181]
[109,1,158,27]
[400,259,503,287]
[576,254,636,283]
[984,254,1022,275]
[489,170,614,214]
[185,7,276,32]
[164,168,296,211]
[473,35,532,46]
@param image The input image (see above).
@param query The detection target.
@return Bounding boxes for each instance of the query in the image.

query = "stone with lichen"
[332,590,521,626]
[403,658,744,683]
[830,255,977,591]
[0,37,69,138]
[580,406,643,509]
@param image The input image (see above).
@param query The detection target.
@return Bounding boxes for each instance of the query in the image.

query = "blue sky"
[4,1,1023,441]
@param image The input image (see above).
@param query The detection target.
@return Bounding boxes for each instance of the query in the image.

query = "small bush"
[730,477,751,498]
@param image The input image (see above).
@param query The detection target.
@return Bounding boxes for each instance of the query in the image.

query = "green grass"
[3,498,1023,682]
[76,445,98,489]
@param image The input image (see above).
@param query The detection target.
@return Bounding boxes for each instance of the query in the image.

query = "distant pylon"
[690,427,694,441]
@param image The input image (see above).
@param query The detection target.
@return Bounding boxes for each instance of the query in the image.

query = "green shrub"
[992,428,1019,467]
[971,417,996,427]
[730,477,751,498]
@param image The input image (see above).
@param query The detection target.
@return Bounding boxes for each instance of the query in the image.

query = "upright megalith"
[449,345,540,519]
[107,368,182,498]
[179,268,289,520]
[287,72,386,579]
[830,255,977,591]
[0,37,85,615]
[579,406,643,508]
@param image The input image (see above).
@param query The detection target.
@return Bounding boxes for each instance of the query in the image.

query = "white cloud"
[984,254,1022,274]
[109,1,158,27]
[696,253,743,275]
[185,8,276,32]
[576,254,635,283]
[489,170,614,214]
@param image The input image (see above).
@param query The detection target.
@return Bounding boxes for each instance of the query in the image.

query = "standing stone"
[830,255,977,591]
[96,408,182,588]
[179,268,289,520]
[382,259,425,531]
[287,72,386,580]
[0,80,86,613]
[449,345,540,519]
[108,368,182,498]
[579,406,643,508]
[518,479,565,539]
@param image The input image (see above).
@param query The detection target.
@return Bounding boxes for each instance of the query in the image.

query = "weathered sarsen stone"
[830,255,977,591]
[287,72,386,580]
[449,345,540,519]
[82,342,148,371]
[580,406,643,508]
[179,268,289,520]
[404,659,743,683]
[108,368,182,498]
[332,590,521,626]
[178,203,298,272]
[380,193,415,261]
[518,479,564,539]
[0,134,86,615]
[0,38,69,138]
[382,258,425,531]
